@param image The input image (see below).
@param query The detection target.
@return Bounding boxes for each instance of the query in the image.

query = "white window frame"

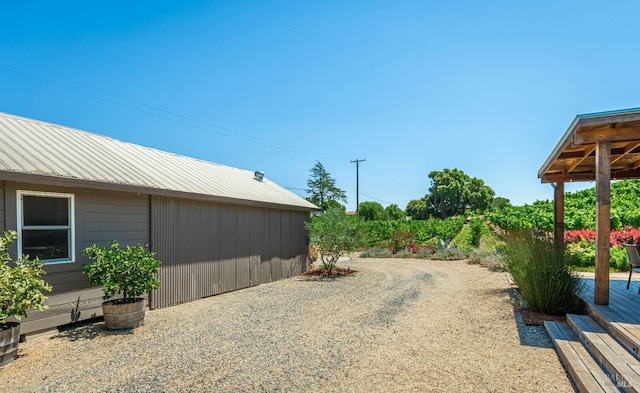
[17,190,75,264]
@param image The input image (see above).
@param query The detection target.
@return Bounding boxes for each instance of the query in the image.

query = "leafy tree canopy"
[306,207,366,271]
[358,201,385,221]
[384,204,406,221]
[306,161,347,211]
[492,197,512,211]
[406,199,428,220]
[407,168,496,219]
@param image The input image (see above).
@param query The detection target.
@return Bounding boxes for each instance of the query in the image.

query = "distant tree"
[406,199,428,220]
[384,204,406,220]
[357,201,385,221]
[306,161,347,211]
[323,199,346,212]
[467,177,495,213]
[492,197,511,211]
[424,168,495,219]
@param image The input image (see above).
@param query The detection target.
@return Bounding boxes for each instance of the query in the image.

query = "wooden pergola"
[539,108,640,305]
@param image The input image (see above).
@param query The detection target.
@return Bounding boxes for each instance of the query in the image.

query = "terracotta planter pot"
[0,322,20,367]
[102,298,146,330]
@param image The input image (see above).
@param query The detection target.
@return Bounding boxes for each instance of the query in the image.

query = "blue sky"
[2,1,640,211]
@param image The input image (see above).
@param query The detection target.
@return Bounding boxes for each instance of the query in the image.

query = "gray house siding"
[3,181,150,335]
[3,181,310,335]
[149,196,310,309]
[0,180,5,232]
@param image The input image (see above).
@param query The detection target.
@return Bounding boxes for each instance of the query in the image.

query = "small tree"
[84,241,161,300]
[384,204,406,221]
[358,201,385,221]
[306,207,365,272]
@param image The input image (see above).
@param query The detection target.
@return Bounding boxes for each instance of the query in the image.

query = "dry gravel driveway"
[0,258,575,392]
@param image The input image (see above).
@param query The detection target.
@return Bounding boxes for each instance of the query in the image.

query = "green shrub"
[415,245,436,259]
[0,231,52,324]
[565,241,630,271]
[469,216,484,247]
[359,247,394,258]
[468,249,507,272]
[565,240,595,269]
[393,250,415,258]
[84,241,161,300]
[386,230,414,253]
[431,247,471,261]
[361,217,465,248]
[610,245,629,271]
[306,207,366,271]
[501,230,582,315]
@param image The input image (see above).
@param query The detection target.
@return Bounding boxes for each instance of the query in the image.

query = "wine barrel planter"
[0,322,20,367]
[102,298,146,330]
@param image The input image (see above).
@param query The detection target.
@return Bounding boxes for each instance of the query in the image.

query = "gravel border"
[1,258,575,392]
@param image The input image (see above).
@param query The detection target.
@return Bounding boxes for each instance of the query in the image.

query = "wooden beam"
[558,151,593,159]
[540,168,640,183]
[595,141,610,305]
[574,126,640,144]
[566,147,596,173]
[554,182,565,253]
[540,173,596,183]
[576,112,640,128]
[612,141,640,165]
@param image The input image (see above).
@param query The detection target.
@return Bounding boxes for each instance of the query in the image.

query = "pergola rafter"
[539,108,640,305]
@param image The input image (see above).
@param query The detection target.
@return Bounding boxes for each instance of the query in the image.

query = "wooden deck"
[580,275,640,325]
[545,274,640,392]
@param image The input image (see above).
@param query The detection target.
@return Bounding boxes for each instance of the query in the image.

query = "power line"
[0,63,352,161]
[360,192,396,206]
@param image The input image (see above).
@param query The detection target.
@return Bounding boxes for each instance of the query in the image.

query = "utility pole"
[351,158,366,212]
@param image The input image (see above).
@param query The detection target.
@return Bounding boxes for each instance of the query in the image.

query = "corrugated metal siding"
[219,206,237,294]
[248,207,261,286]
[259,209,272,284]
[281,211,293,278]
[0,112,318,211]
[0,180,4,232]
[235,207,251,290]
[269,210,282,282]
[296,213,311,272]
[150,196,311,309]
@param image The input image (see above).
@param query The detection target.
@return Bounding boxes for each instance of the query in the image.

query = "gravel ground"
[0,258,575,393]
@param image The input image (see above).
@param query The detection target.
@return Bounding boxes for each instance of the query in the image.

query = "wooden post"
[595,141,611,305]
[553,182,565,253]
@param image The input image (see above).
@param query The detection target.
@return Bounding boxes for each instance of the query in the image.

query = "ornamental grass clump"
[501,229,582,315]
[0,230,52,325]
[84,241,161,301]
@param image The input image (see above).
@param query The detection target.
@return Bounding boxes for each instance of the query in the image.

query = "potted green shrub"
[0,230,52,367]
[83,241,161,330]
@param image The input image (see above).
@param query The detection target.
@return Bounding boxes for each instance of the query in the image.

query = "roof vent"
[254,171,264,182]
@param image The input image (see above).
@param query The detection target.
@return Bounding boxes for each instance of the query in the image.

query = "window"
[17,191,75,263]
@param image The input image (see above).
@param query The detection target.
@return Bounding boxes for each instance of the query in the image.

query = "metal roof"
[539,107,640,183]
[0,112,318,211]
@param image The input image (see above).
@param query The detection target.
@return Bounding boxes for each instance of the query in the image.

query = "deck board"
[580,275,640,360]
[545,320,619,392]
